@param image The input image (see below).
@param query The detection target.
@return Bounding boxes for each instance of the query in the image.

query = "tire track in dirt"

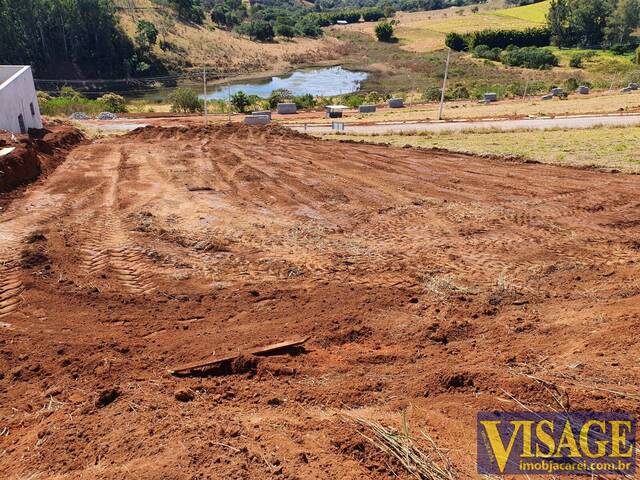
[0,260,23,319]
[71,149,159,295]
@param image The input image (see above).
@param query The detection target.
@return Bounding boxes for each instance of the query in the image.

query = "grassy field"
[335,0,548,54]
[283,89,640,124]
[321,125,640,172]
[330,0,639,98]
[493,0,551,23]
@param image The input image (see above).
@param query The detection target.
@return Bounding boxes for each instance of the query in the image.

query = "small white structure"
[0,66,42,134]
[325,105,349,118]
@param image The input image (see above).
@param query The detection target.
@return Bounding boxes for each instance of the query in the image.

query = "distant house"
[0,66,42,134]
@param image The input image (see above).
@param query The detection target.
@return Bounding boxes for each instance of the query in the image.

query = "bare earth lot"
[1,125,639,479]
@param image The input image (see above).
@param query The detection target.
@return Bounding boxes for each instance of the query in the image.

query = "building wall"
[0,66,43,134]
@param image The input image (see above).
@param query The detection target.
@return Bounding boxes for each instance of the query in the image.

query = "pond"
[203,66,368,100]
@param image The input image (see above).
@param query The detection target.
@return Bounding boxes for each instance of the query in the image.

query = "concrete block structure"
[388,98,403,108]
[252,110,272,119]
[483,93,497,102]
[578,86,590,94]
[0,66,42,133]
[277,103,297,114]
[244,114,271,125]
[358,105,376,113]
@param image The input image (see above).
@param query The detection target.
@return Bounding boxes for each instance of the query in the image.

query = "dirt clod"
[95,389,119,408]
[174,388,195,402]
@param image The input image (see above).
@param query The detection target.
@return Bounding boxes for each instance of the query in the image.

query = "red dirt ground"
[0,124,84,205]
[0,124,639,479]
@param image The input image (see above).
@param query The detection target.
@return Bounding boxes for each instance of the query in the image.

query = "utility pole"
[523,77,530,100]
[438,48,451,121]
[203,64,208,127]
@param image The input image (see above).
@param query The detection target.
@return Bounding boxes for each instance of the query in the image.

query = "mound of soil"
[125,122,311,142]
[0,124,83,195]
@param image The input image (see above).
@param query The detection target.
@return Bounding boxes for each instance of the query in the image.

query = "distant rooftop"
[0,66,29,89]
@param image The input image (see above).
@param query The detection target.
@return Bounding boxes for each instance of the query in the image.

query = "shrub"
[230,91,251,112]
[636,46,640,64]
[448,84,470,99]
[500,46,558,69]
[610,44,628,55]
[241,20,274,42]
[59,86,82,99]
[473,44,501,61]
[445,32,467,51]
[466,27,550,50]
[37,91,51,103]
[136,20,158,47]
[98,93,127,113]
[296,17,322,38]
[39,97,103,117]
[275,20,296,38]
[332,9,361,23]
[341,93,366,108]
[294,94,316,109]
[569,53,583,68]
[375,21,394,42]
[268,88,293,109]
[168,88,203,113]
[305,13,331,28]
[564,77,579,91]
[362,7,385,22]
[423,86,442,102]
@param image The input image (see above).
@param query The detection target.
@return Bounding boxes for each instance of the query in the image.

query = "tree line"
[548,0,639,48]
[0,0,159,78]
[446,0,640,54]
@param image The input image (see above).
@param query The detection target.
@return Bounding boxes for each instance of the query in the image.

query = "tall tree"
[547,0,572,46]
[569,0,613,46]
[605,0,640,45]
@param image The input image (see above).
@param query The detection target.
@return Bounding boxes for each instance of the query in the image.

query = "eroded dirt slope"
[0,124,639,479]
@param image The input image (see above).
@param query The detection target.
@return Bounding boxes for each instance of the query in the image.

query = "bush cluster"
[38,89,129,116]
[168,88,203,113]
[471,43,558,69]
[500,46,558,69]
[446,27,551,51]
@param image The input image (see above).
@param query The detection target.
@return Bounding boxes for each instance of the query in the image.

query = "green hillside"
[493,0,551,24]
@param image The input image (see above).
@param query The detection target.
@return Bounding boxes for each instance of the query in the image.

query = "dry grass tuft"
[342,412,458,480]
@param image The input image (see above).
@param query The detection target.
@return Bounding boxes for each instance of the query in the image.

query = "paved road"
[290,113,640,135]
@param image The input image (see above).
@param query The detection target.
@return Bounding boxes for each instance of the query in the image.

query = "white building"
[0,66,43,134]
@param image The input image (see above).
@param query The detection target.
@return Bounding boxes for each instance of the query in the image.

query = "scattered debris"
[342,412,458,480]
[169,336,310,377]
[96,112,118,120]
[69,112,90,120]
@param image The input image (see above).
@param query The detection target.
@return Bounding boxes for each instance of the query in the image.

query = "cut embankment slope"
[0,126,83,194]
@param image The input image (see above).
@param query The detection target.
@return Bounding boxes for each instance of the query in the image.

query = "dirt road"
[1,124,639,479]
